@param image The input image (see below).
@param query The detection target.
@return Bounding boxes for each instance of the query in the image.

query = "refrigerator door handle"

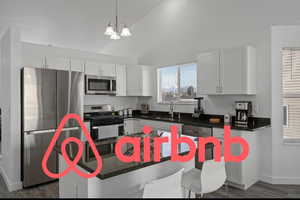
[27,127,80,135]
[62,127,80,132]
[27,129,56,135]
[25,133,31,166]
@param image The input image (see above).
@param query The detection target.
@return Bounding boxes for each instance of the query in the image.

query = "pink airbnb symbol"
[42,113,102,179]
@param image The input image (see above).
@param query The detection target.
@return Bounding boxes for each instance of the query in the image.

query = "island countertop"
[57,131,210,180]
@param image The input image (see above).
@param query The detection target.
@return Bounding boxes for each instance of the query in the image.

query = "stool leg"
[188,190,191,198]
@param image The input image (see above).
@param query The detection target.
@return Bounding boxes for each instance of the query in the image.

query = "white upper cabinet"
[22,53,45,68]
[45,56,69,71]
[126,65,142,96]
[85,61,116,77]
[221,46,256,94]
[197,50,220,95]
[141,65,153,96]
[69,58,84,72]
[197,45,256,95]
[116,64,127,96]
[126,65,152,96]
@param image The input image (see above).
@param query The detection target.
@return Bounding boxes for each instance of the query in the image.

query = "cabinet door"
[116,64,127,96]
[70,58,84,72]
[220,47,243,94]
[101,63,116,77]
[124,119,141,135]
[85,61,116,76]
[22,53,45,68]
[225,141,243,184]
[197,51,220,95]
[46,56,69,71]
[141,66,153,96]
[126,65,142,96]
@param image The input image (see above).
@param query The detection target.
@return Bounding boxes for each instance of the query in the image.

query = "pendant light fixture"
[104,0,132,40]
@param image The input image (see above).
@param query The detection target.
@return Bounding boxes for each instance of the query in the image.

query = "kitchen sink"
[139,115,176,121]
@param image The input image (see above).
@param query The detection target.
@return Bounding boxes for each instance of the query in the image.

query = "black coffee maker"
[235,101,252,127]
[192,97,204,118]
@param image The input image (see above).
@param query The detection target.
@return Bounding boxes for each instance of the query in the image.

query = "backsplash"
[84,95,139,111]
[138,95,270,118]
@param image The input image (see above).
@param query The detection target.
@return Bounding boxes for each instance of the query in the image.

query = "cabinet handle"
[216,86,219,93]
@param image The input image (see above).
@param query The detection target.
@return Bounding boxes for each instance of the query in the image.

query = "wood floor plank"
[0,172,300,199]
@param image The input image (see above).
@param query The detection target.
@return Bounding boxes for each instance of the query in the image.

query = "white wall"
[0,27,22,191]
[271,26,300,184]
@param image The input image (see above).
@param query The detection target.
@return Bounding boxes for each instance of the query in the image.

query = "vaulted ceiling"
[101,0,300,65]
[2,0,300,65]
[0,0,162,53]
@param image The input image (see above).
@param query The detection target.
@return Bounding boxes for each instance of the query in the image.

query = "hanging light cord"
[115,0,119,33]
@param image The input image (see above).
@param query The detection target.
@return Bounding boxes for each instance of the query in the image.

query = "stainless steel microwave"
[85,75,116,95]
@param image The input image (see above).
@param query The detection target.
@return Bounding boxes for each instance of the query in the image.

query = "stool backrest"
[143,168,185,198]
[201,157,226,194]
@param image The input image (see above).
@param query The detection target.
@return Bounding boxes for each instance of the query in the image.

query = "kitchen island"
[58,131,199,198]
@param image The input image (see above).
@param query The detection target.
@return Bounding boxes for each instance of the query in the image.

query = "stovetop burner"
[84,112,124,126]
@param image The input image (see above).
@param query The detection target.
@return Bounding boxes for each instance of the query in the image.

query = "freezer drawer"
[23,130,58,187]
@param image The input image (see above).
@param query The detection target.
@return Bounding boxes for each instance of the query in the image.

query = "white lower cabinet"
[124,118,142,135]
[213,128,258,190]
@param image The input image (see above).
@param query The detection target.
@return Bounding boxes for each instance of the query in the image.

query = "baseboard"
[0,166,22,192]
[260,174,273,184]
[271,176,300,184]
[260,174,300,185]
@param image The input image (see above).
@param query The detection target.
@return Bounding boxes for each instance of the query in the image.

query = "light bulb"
[121,26,131,37]
[104,23,114,36]
[110,32,120,40]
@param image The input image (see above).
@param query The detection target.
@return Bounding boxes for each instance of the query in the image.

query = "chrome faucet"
[169,101,176,120]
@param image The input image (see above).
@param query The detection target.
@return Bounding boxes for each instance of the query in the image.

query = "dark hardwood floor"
[0,175,299,198]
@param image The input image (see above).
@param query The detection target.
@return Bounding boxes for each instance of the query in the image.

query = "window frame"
[281,47,300,143]
[157,62,197,104]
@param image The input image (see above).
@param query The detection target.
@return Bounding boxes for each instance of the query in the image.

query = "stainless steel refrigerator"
[21,67,84,187]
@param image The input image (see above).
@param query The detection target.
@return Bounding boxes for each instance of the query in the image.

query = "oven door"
[85,75,115,95]
[85,139,116,162]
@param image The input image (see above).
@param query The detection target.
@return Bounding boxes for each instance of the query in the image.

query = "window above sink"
[157,63,197,104]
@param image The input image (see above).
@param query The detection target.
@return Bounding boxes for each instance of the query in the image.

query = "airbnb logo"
[115,124,249,163]
[42,113,102,179]
[42,114,249,179]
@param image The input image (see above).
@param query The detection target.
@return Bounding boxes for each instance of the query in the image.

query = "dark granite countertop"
[57,131,199,180]
[127,111,271,132]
